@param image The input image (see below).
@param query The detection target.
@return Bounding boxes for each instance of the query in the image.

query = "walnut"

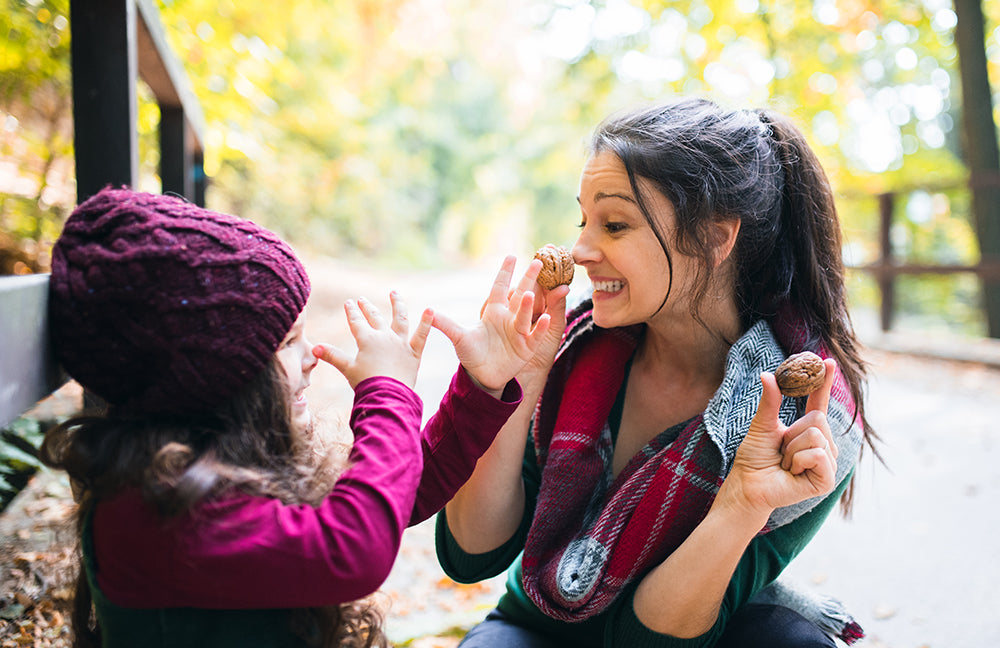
[534,244,575,290]
[775,351,827,397]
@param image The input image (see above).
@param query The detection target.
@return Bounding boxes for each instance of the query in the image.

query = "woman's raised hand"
[432,255,565,396]
[313,292,433,390]
[719,358,840,518]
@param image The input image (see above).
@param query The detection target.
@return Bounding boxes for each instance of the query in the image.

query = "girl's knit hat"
[48,187,311,414]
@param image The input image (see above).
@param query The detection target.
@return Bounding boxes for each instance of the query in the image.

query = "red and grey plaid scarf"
[521,304,863,631]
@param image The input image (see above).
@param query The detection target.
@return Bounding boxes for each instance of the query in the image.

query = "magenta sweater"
[91,368,521,609]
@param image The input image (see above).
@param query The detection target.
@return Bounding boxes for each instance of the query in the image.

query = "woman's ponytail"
[761,109,881,499]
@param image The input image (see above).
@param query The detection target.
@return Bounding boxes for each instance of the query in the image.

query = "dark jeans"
[457,604,836,648]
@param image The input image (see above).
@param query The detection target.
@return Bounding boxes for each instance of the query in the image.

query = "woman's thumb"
[751,371,783,428]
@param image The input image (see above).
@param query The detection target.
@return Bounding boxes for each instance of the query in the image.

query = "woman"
[436,99,875,647]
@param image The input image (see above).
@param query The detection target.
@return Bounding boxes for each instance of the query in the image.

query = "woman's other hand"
[718,358,839,519]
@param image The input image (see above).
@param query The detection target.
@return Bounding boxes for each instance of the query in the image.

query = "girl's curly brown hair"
[41,359,388,648]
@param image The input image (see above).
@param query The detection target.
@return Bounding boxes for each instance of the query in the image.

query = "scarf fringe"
[751,580,865,646]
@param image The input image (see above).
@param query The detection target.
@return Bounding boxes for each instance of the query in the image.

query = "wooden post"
[878,192,895,332]
[953,0,1000,337]
[159,105,192,199]
[135,0,207,206]
[70,0,138,203]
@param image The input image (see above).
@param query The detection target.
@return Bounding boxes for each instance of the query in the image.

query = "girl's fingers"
[805,358,837,415]
[357,296,387,329]
[389,291,409,336]
[343,299,367,338]
[409,308,434,357]
[312,343,350,373]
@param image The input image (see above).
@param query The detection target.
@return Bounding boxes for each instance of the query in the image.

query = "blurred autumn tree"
[1,0,998,331]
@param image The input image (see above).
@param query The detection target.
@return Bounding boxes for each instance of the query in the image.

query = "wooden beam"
[0,276,65,429]
[134,0,206,150]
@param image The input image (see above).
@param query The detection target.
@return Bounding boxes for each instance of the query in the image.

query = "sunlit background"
[2,0,999,334]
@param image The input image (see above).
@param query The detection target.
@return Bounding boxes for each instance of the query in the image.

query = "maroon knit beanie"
[48,187,311,415]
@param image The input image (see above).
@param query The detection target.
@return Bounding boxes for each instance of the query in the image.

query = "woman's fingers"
[750,371,783,432]
[513,291,536,335]
[485,255,518,310]
[786,446,836,491]
[805,358,837,415]
[429,310,464,347]
[510,259,543,312]
[780,422,837,471]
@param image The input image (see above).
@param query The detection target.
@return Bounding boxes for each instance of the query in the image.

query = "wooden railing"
[0,0,207,428]
[849,188,1000,332]
[71,0,206,205]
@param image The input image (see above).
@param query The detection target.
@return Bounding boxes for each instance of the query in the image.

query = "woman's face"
[275,309,318,437]
[572,151,700,330]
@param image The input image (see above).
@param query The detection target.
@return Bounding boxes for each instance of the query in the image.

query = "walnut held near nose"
[775,351,826,397]
[534,245,574,290]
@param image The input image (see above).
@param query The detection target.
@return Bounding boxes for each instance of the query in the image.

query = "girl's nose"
[303,337,319,372]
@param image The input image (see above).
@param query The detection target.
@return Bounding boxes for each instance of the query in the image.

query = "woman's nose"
[571,230,597,265]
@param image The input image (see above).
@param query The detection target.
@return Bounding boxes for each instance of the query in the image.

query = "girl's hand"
[313,292,433,390]
[432,255,563,396]
[717,358,840,519]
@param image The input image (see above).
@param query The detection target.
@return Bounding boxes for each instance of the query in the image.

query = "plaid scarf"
[521,302,864,637]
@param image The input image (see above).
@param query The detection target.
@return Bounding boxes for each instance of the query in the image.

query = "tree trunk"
[953,0,1000,337]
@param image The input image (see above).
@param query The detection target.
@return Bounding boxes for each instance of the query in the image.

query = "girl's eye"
[605,221,627,234]
[284,336,298,348]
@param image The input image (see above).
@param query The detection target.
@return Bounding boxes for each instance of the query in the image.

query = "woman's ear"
[710,218,741,268]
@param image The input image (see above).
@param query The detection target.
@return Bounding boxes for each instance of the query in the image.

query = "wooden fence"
[0,0,207,428]
[849,187,1000,332]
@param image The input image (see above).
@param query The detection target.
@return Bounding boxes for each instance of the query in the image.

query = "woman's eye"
[605,221,627,234]
[284,336,298,348]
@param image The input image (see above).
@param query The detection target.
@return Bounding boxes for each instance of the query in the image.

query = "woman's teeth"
[593,280,623,293]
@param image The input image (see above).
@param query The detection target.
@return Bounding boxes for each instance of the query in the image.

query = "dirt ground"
[3,256,1000,647]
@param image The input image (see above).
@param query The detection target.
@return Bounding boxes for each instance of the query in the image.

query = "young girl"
[41,187,553,648]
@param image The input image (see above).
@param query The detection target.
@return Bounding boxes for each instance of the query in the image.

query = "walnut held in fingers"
[775,351,826,397]
[534,245,575,290]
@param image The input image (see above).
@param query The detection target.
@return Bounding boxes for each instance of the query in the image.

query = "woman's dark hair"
[41,360,385,648]
[589,98,879,509]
